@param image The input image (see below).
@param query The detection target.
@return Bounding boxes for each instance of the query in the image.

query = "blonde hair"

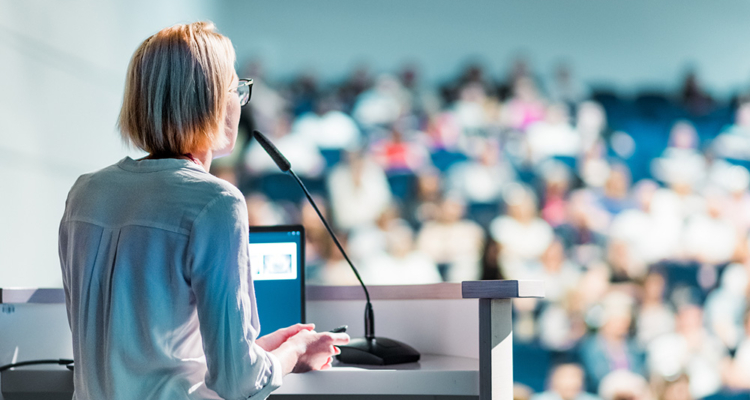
[118,21,235,155]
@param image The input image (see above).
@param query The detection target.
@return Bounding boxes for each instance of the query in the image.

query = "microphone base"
[336,337,421,365]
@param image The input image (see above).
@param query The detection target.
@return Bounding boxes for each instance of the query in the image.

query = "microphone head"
[253,130,291,172]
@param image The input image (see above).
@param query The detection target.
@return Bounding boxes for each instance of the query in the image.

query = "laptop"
[248,225,306,336]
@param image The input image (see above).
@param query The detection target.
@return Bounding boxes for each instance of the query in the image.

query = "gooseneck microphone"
[252,130,420,365]
[252,131,292,173]
[252,130,375,339]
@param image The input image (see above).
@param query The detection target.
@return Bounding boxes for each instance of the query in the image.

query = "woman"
[58,22,348,399]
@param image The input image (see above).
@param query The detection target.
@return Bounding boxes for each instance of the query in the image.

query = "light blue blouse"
[59,157,281,400]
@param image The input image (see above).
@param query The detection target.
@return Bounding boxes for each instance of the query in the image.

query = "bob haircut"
[118,21,236,155]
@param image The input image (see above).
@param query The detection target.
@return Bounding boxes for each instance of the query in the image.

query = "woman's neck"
[146,149,212,172]
[190,149,212,172]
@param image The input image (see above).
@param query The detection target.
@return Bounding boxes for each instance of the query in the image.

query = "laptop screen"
[249,225,305,336]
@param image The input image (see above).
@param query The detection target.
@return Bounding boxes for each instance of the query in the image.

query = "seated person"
[579,292,645,392]
[531,364,601,400]
[490,184,554,279]
[416,197,485,282]
[361,221,442,285]
[647,303,729,399]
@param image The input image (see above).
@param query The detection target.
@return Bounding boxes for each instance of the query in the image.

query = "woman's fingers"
[327,332,350,346]
[278,323,316,342]
[289,330,349,372]
[260,323,319,352]
[285,323,315,336]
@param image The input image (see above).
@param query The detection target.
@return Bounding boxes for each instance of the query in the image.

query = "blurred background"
[5,0,750,399]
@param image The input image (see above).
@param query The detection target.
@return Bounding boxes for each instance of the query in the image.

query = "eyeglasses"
[232,78,253,106]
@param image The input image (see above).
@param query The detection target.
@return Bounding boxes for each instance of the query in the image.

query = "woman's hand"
[271,329,350,375]
[256,323,315,352]
[289,330,350,373]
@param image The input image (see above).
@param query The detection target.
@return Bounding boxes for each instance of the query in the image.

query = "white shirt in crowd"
[293,110,361,151]
[328,160,392,230]
[635,305,675,347]
[609,208,680,266]
[713,125,750,160]
[416,220,485,282]
[704,264,748,350]
[648,330,727,399]
[447,160,516,204]
[682,213,737,264]
[490,216,554,279]
[361,251,443,285]
[59,157,281,400]
[732,337,750,381]
[245,132,325,178]
[526,121,582,164]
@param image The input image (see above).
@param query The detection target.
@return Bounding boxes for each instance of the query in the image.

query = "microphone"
[252,130,291,172]
[252,130,420,365]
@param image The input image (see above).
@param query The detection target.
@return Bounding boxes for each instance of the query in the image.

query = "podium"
[0,280,543,400]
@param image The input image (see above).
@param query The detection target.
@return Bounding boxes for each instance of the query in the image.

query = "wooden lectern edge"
[0,280,545,304]
[307,282,463,301]
[307,280,545,301]
[0,288,66,304]
[461,280,545,299]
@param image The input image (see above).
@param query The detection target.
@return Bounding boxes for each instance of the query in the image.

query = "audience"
[609,180,680,272]
[548,63,590,109]
[327,150,392,230]
[713,102,750,161]
[502,77,546,131]
[575,101,608,155]
[528,239,582,304]
[703,263,748,351]
[555,189,608,266]
[245,113,326,178]
[446,140,517,205]
[293,96,361,152]
[526,103,581,165]
[597,370,651,400]
[726,308,750,390]
[682,188,738,265]
[531,364,601,400]
[651,121,707,188]
[647,303,729,399]
[490,184,554,279]
[361,221,443,285]
[635,271,675,347]
[347,204,401,267]
[214,58,750,399]
[371,125,430,173]
[579,291,645,392]
[416,197,485,281]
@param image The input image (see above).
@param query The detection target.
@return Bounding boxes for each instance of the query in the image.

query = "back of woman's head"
[119,21,235,155]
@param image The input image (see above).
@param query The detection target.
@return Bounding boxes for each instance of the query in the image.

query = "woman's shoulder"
[75,158,242,199]
[179,166,244,200]
[170,167,247,218]
[65,158,246,229]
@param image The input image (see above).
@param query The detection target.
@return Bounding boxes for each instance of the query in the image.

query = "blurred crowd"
[211,58,750,400]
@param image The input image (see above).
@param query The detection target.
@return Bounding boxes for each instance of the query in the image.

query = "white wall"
[0,0,217,288]
[4,0,750,288]
[219,0,750,94]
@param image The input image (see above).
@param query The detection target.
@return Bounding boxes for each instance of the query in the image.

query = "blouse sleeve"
[186,192,282,400]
